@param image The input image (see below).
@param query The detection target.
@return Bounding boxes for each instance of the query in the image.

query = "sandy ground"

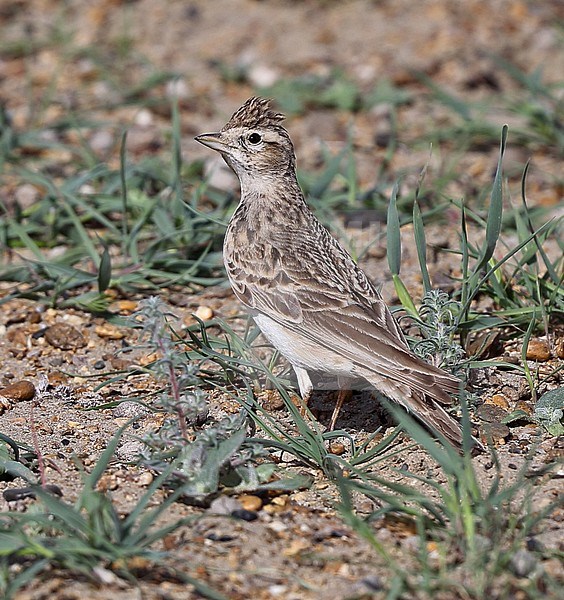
[0,1,563,598]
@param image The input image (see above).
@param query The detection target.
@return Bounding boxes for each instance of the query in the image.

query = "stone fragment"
[514,400,533,415]
[484,393,510,411]
[45,323,86,350]
[525,339,551,361]
[95,323,125,339]
[116,300,137,314]
[510,549,537,577]
[237,494,263,511]
[194,305,214,321]
[137,471,154,486]
[260,389,285,411]
[328,441,346,455]
[480,422,510,444]
[208,495,241,515]
[0,380,35,401]
[477,403,508,422]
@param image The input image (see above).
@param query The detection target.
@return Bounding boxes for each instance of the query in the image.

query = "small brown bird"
[196,97,468,449]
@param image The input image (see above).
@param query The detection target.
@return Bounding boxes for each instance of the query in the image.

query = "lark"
[196,97,470,450]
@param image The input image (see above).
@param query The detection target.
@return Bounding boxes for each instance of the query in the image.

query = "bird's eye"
[248,133,262,144]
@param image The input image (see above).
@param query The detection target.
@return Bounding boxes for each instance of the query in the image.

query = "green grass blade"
[478,125,508,273]
[413,198,431,293]
[119,130,129,255]
[520,161,560,283]
[386,181,401,275]
[97,243,112,293]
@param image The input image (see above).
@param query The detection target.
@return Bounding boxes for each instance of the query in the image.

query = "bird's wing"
[233,225,459,403]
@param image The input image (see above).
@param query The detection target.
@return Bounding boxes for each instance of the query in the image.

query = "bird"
[196,96,471,450]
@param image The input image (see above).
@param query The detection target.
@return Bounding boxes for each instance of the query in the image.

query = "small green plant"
[125,297,279,503]
[178,314,561,599]
[408,289,466,374]
[505,387,564,437]
[533,387,564,436]
[388,126,563,343]
[0,426,226,600]
[0,102,228,310]
[335,404,561,599]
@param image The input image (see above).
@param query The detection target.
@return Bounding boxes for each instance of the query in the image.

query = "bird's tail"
[364,373,483,453]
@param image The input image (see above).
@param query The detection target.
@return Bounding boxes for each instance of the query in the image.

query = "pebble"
[116,300,138,314]
[115,440,145,462]
[95,323,125,340]
[238,494,263,511]
[92,566,120,586]
[361,575,383,591]
[514,400,533,415]
[126,125,162,153]
[267,585,287,597]
[134,108,154,127]
[313,527,347,542]
[137,471,154,486]
[45,323,86,350]
[484,394,510,411]
[79,184,96,195]
[555,338,564,359]
[15,183,40,209]
[480,422,510,444]
[203,157,236,192]
[231,509,258,522]
[208,495,241,515]
[525,339,551,361]
[328,441,346,455]
[477,403,508,422]
[97,473,119,492]
[165,78,190,99]
[0,380,35,401]
[194,305,214,321]
[113,401,149,419]
[89,130,114,155]
[247,63,280,87]
[267,520,288,534]
[260,389,285,411]
[510,549,537,577]
[62,314,86,328]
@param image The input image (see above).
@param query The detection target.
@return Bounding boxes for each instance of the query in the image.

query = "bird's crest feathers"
[221,97,285,131]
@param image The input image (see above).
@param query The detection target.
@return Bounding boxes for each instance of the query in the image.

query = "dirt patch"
[0,1,563,599]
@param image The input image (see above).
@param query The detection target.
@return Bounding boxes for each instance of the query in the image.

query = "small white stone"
[165,78,190,99]
[268,585,287,596]
[247,64,280,88]
[79,184,97,195]
[267,521,287,534]
[15,183,40,208]
[134,108,154,127]
[194,306,213,321]
[137,471,154,486]
[89,130,114,154]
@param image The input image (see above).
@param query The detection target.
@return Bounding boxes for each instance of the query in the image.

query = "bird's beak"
[194,132,227,152]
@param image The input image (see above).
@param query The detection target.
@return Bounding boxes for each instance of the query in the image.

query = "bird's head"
[195,97,296,182]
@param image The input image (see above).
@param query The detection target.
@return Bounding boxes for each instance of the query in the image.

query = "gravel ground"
[0,1,563,598]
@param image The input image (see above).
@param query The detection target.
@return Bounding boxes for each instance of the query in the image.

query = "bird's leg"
[328,376,353,430]
[294,366,313,417]
[328,389,352,431]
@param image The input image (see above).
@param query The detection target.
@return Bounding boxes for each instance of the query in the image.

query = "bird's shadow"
[304,373,394,431]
